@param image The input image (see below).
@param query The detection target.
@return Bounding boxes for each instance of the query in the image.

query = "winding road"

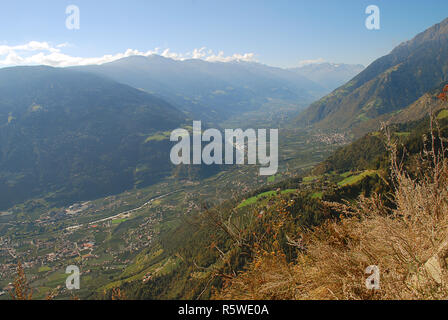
[66,190,181,231]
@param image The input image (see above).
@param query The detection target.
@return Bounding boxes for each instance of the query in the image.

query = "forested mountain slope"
[296,17,448,132]
[0,66,186,209]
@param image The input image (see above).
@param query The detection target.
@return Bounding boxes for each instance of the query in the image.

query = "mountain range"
[3,16,448,210]
[73,56,328,122]
[73,56,365,123]
[0,56,364,210]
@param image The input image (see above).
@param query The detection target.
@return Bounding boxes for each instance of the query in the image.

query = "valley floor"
[0,128,346,300]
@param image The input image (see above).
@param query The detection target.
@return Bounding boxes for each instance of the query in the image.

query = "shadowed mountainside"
[0,66,186,209]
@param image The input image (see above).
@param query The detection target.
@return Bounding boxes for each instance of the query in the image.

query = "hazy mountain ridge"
[73,56,328,123]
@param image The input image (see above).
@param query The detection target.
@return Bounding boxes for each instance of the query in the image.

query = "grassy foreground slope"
[216,111,448,300]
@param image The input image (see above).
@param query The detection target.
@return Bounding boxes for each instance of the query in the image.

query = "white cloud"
[297,58,326,67]
[0,41,256,67]
[205,51,255,63]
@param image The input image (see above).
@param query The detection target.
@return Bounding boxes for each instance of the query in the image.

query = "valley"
[2,9,448,302]
[0,126,344,299]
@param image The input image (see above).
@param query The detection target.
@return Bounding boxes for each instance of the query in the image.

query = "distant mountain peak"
[290,62,365,91]
[107,54,173,66]
[295,61,364,68]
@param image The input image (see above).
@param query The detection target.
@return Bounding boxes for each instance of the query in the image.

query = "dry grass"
[216,120,448,300]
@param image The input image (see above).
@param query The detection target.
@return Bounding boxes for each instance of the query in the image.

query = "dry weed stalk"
[10,261,33,300]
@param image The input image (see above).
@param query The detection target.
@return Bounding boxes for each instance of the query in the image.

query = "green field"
[302,175,322,183]
[437,109,448,120]
[38,266,52,273]
[112,218,128,224]
[311,192,323,199]
[144,131,172,143]
[238,189,297,208]
[338,170,378,187]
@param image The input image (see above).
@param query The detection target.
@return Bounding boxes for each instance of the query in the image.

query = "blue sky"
[0,0,448,68]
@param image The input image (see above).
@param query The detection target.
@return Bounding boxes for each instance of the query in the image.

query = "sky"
[0,0,448,68]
